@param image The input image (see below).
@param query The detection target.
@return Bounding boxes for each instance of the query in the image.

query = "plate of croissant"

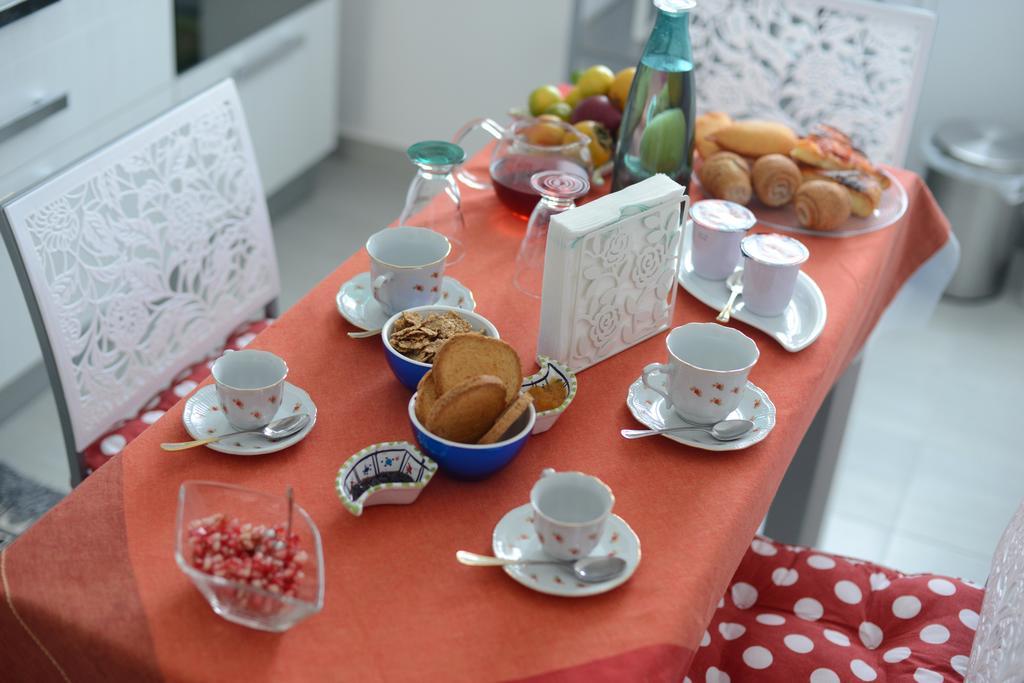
[693,113,908,237]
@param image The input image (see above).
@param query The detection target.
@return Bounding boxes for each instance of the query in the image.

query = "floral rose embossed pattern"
[571,207,682,368]
[690,0,927,164]
[18,96,277,444]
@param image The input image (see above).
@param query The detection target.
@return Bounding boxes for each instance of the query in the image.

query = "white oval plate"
[182,382,316,455]
[693,168,908,238]
[492,503,640,598]
[626,374,776,451]
[677,223,826,352]
[336,272,475,331]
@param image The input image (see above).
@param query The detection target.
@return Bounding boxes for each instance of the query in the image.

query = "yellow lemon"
[576,65,615,98]
[528,85,564,117]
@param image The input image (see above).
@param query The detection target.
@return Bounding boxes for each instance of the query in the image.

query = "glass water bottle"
[611,0,696,192]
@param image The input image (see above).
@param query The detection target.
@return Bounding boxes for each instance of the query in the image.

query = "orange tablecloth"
[0,168,950,683]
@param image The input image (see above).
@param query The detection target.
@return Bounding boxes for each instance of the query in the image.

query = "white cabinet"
[174,0,339,194]
[0,0,339,394]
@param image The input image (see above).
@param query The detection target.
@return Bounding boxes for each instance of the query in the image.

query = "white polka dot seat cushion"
[82,319,272,474]
[686,536,982,683]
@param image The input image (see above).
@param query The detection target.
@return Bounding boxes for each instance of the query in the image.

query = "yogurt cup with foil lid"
[689,200,757,280]
[740,233,810,268]
[690,200,757,232]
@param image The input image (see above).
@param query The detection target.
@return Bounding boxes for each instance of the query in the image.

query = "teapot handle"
[451,117,505,190]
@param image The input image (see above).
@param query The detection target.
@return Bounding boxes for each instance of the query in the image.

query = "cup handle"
[451,117,505,190]
[372,274,392,311]
[642,362,675,408]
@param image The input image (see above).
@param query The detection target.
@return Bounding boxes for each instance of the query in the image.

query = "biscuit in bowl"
[478,392,534,445]
[425,375,508,444]
[433,335,523,404]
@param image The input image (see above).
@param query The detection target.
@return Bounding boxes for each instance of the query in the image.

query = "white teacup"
[211,350,288,431]
[642,323,759,425]
[367,226,451,316]
[530,468,614,561]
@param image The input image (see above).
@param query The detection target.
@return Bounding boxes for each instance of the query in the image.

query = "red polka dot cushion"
[686,536,983,683]
[83,319,273,474]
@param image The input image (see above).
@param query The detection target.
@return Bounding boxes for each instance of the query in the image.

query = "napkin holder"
[537,174,688,372]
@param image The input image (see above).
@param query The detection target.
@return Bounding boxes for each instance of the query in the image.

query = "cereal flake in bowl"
[381,305,500,390]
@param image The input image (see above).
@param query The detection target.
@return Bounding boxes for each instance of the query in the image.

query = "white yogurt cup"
[740,233,810,317]
[690,200,757,281]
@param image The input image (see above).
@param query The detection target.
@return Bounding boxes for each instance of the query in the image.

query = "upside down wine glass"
[398,141,467,266]
[513,171,591,298]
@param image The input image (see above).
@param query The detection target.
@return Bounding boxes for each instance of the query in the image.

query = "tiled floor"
[0,143,1021,587]
[818,261,1024,585]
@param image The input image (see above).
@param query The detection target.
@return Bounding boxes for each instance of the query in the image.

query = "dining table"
[0,153,951,682]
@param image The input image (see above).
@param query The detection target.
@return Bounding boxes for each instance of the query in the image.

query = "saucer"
[626,374,775,451]
[182,382,317,455]
[677,223,826,352]
[336,272,476,331]
[492,503,641,598]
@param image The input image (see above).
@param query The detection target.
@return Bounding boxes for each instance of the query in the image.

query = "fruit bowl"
[174,481,325,632]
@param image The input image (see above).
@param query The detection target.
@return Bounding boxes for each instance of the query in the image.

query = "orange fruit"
[608,67,636,110]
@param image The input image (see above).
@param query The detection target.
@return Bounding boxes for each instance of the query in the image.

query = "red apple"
[571,95,623,136]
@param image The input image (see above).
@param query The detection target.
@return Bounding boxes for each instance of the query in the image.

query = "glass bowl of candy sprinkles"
[175,481,325,632]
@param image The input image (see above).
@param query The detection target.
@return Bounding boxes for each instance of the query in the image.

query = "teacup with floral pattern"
[211,350,288,431]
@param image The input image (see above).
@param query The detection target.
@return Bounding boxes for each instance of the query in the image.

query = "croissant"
[752,154,802,207]
[794,180,851,231]
[698,151,751,205]
[799,167,882,218]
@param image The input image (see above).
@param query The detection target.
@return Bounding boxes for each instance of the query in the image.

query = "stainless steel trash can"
[924,121,1024,299]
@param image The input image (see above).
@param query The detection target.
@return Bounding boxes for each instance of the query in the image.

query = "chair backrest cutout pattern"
[690,0,935,164]
[968,500,1024,680]
[2,81,279,451]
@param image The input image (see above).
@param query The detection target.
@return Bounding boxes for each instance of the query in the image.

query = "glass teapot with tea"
[452,117,592,218]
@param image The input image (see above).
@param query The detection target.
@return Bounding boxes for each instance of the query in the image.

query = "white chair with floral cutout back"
[0,80,280,485]
[690,0,936,165]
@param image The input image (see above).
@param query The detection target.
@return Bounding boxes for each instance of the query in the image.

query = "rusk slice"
[426,375,508,444]
[414,370,439,425]
[478,392,533,444]
[433,335,523,404]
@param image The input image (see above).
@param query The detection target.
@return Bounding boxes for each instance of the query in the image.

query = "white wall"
[337,0,573,150]
[902,0,1024,173]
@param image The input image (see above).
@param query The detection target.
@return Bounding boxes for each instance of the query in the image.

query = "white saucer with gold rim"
[336,272,475,331]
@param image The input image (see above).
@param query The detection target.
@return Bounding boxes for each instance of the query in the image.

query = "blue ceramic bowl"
[407,396,535,480]
[382,305,501,391]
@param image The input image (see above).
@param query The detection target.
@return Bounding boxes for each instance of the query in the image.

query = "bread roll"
[695,111,732,159]
[698,151,752,205]
[752,154,801,207]
[712,120,797,157]
[794,180,851,231]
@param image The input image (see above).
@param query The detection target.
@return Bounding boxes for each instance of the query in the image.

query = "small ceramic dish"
[335,441,437,517]
[381,305,500,391]
[521,356,577,434]
[407,395,535,480]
